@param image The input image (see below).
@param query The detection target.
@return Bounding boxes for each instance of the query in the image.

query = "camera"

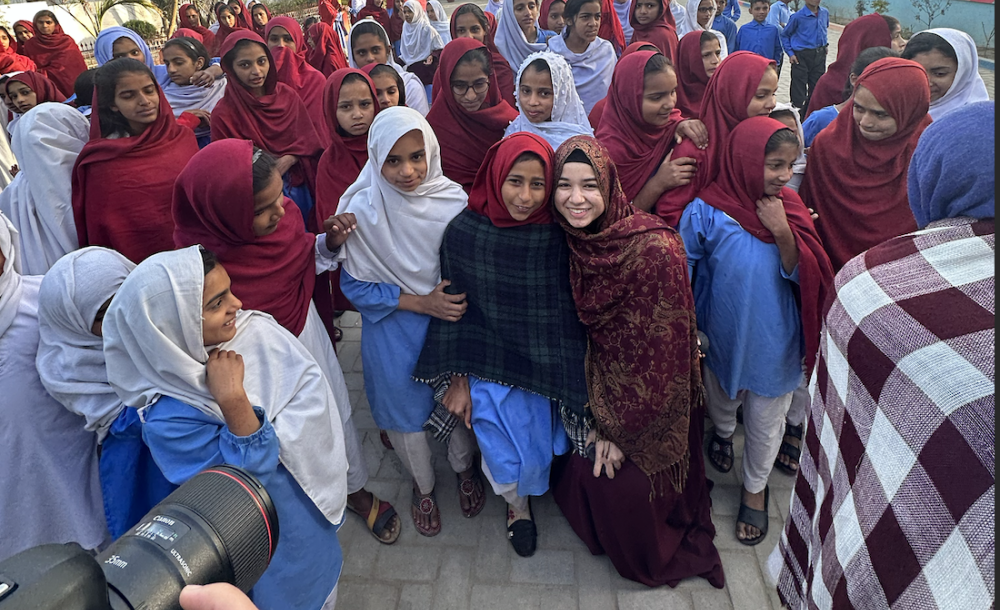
[0,465,278,610]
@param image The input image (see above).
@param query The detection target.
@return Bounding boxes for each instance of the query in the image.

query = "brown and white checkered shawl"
[767,217,995,610]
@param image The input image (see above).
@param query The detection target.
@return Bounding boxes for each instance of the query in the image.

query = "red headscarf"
[172,27,204,42]
[307,22,349,75]
[12,21,34,55]
[427,37,518,193]
[8,71,62,104]
[315,68,380,226]
[658,51,776,224]
[587,41,657,130]
[469,133,554,227]
[449,5,517,107]
[22,15,88,98]
[802,57,931,270]
[71,70,199,263]
[0,26,36,73]
[266,17,329,143]
[357,0,393,33]
[805,13,890,117]
[212,32,325,195]
[177,3,218,55]
[386,2,404,42]
[230,0,253,29]
[629,0,678,61]
[595,51,683,213]
[674,30,710,119]
[598,0,627,55]
[172,139,317,335]
[214,3,249,47]
[697,117,834,371]
[318,0,340,25]
[538,0,562,30]
[250,2,274,38]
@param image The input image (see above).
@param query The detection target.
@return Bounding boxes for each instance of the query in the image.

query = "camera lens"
[97,465,279,610]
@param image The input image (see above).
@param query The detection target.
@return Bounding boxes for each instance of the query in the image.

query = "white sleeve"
[402,72,431,115]
[315,234,341,273]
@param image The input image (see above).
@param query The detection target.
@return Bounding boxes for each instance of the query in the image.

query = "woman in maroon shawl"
[12,21,34,55]
[357,0,393,33]
[250,2,273,38]
[307,22,350,75]
[629,0,678,60]
[212,32,325,216]
[427,38,517,193]
[22,11,87,98]
[71,58,199,263]
[0,26,36,73]
[549,135,725,588]
[265,16,329,143]
[802,57,931,270]
[805,13,891,117]
[449,4,517,107]
[598,0,627,55]
[656,50,777,224]
[227,0,253,29]
[587,41,656,130]
[674,30,718,119]
[178,3,218,55]
[5,72,62,115]
[214,3,247,48]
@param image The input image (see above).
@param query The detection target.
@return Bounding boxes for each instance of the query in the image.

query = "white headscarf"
[546,32,616,114]
[670,1,687,33]
[400,0,445,66]
[36,247,135,443]
[505,51,594,148]
[348,18,431,114]
[0,212,22,337]
[427,0,453,44]
[102,246,349,524]
[677,0,727,58]
[0,104,89,276]
[771,102,807,190]
[494,1,549,72]
[918,28,991,121]
[336,106,467,295]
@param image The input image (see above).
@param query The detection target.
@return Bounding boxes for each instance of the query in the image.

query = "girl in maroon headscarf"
[802,57,931,270]
[171,138,403,546]
[249,2,273,38]
[12,21,34,55]
[804,13,892,117]
[598,0,627,55]
[178,3,218,56]
[539,0,566,33]
[629,0,679,60]
[674,30,721,119]
[587,41,656,130]
[0,26,36,74]
[307,22,350,76]
[214,3,247,48]
[550,135,726,586]
[426,38,518,193]
[227,0,253,29]
[71,59,200,263]
[5,72,61,118]
[357,0,393,32]
[265,16,329,143]
[211,32,325,219]
[22,10,87,98]
[449,3,517,107]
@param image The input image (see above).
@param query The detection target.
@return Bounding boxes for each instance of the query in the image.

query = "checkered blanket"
[768,217,995,610]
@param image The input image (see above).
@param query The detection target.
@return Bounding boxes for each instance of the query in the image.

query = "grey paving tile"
[469,584,541,610]
[509,549,576,585]
[579,587,617,610]
[617,588,694,610]
[431,548,473,610]
[337,580,400,610]
[691,589,735,610]
[574,549,612,589]
[374,545,443,582]
[396,584,434,610]
[718,550,770,610]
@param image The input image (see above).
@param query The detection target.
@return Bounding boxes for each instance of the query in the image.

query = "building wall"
[798,0,993,45]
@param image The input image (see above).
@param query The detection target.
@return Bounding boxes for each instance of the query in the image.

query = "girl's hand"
[593,439,625,479]
[323,213,357,250]
[206,349,259,436]
[275,155,298,176]
[190,70,214,87]
[756,195,792,239]
[9,164,17,178]
[186,108,212,128]
[423,55,434,65]
[675,119,709,149]
[422,280,467,321]
[442,375,473,429]
[656,150,697,189]
[807,207,818,221]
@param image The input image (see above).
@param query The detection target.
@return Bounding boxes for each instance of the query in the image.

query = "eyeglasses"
[697,6,714,12]
[451,79,489,95]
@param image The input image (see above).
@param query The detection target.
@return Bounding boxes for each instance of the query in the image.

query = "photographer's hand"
[180,583,259,610]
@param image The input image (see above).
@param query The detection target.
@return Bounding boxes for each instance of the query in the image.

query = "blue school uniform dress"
[766,0,790,27]
[536,28,557,44]
[802,104,838,146]
[142,399,343,610]
[340,271,436,432]
[678,199,804,399]
[779,5,829,57]
[734,20,784,65]
[470,377,570,496]
[712,15,739,52]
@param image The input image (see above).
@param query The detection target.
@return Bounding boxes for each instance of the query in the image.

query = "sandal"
[736,486,769,546]
[773,422,803,476]
[457,467,486,519]
[411,488,441,537]
[707,433,734,473]
[506,500,537,557]
[348,492,400,545]
[379,430,394,451]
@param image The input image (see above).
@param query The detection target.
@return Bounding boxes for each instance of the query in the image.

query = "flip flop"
[736,486,769,546]
[457,467,486,518]
[411,488,441,537]
[348,493,400,545]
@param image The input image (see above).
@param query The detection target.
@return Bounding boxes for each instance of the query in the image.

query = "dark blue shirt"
[779,5,829,55]
[734,20,784,63]
[721,0,741,20]
[802,104,839,146]
[712,14,739,52]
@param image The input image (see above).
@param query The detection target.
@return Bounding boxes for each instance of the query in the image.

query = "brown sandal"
[457,467,486,518]
[411,488,441,537]
[348,492,400,544]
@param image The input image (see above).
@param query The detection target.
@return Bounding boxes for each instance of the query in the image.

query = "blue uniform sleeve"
[678,201,708,280]
[779,13,797,56]
[340,270,403,323]
[724,0,740,20]
[734,24,748,52]
[142,399,281,488]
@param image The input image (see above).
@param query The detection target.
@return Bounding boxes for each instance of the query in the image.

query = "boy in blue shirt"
[734,0,784,73]
[780,0,829,117]
[720,0,740,20]
[712,0,739,52]
[766,0,790,27]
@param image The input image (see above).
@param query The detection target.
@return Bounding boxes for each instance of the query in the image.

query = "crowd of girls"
[0,2,993,608]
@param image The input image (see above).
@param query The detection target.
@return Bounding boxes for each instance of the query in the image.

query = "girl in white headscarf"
[0,212,109,562]
[348,18,431,113]
[902,28,990,121]
[102,244,349,610]
[426,0,453,44]
[336,106,482,537]
[546,0,616,114]
[504,51,593,147]
[494,0,554,72]
[401,0,445,67]
[676,0,727,57]
[0,103,89,276]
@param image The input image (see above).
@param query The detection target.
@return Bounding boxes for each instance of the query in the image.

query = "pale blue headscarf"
[94,26,155,68]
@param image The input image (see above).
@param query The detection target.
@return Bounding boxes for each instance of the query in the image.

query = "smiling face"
[546,1,565,32]
[566,0,601,44]
[641,67,678,127]
[35,15,57,35]
[252,170,286,236]
[852,85,897,141]
[252,5,269,26]
[762,140,797,195]
[370,72,400,108]
[352,32,388,67]
[112,37,144,61]
[13,24,32,43]
[634,0,660,25]
[381,129,428,191]
[555,161,606,228]
[701,37,722,77]
[112,72,160,135]
[454,13,486,42]
[337,78,376,136]
[185,7,202,25]
[518,64,554,123]
[267,26,295,51]
[451,59,490,113]
[202,264,242,346]
[6,81,38,114]
[502,156,547,221]
[910,49,957,103]
[163,45,206,84]
[231,43,269,95]
[747,67,778,116]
